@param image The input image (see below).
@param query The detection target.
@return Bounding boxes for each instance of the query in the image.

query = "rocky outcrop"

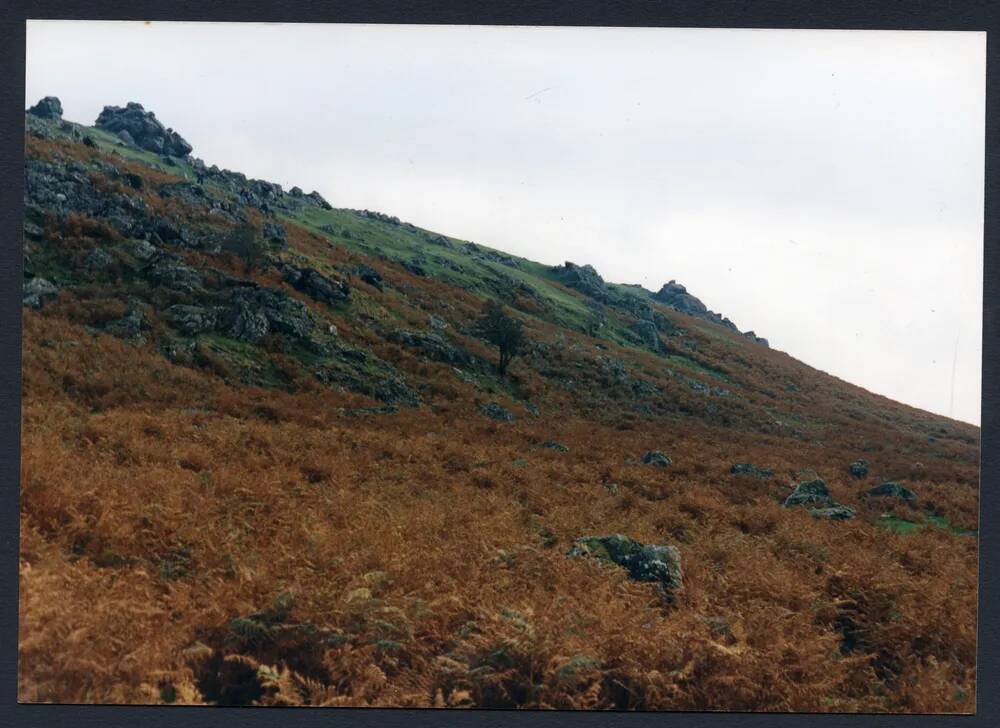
[654,280,709,316]
[551,261,609,301]
[654,279,768,347]
[27,96,63,120]
[222,286,315,343]
[95,102,193,157]
[569,534,682,594]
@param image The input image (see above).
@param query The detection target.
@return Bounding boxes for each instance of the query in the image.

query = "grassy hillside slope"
[18,112,980,711]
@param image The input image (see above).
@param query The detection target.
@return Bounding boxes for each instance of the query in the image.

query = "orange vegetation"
[18,135,979,712]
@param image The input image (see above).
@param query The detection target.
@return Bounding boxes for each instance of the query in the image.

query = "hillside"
[18,98,980,712]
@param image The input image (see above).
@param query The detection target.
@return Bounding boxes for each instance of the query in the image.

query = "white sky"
[25,22,985,425]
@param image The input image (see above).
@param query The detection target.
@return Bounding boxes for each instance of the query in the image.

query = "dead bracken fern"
[17,133,979,712]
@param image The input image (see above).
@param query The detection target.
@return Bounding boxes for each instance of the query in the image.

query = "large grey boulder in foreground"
[569,534,682,593]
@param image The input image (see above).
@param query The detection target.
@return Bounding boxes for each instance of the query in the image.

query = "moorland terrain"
[18,97,980,711]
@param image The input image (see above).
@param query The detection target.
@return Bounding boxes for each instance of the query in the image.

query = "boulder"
[481,402,515,422]
[541,441,569,452]
[783,478,834,508]
[95,102,193,157]
[168,305,219,335]
[427,314,449,330]
[731,463,774,479]
[223,287,315,342]
[641,451,672,467]
[569,534,682,593]
[105,304,147,341]
[355,264,384,290]
[284,267,350,306]
[22,277,58,308]
[27,96,63,120]
[809,505,857,520]
[848,459,869,478]
[865,482,917,502]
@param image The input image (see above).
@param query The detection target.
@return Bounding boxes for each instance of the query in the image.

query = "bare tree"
[475,300,525,377]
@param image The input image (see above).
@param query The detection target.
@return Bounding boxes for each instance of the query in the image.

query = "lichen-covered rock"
[146,258,202,292]
[223,287,315,342]
[848,459,870,478]
[83,247,115,270]
[731,463,774,479]
[168,305,219,335]
[783,479,834,508]
[569,534,682,592]
[809,505,857,520]
[481,402,515,422]
[641,451,672,467]
[865,482,917,502]
[22,277,58,308]
[105,304,148,341]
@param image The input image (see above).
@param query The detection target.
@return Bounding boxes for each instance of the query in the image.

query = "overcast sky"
[25,22,985,425]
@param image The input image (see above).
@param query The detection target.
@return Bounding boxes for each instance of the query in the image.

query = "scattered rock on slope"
[783,479,834,508]
[731,463,774,479]
[22,277,59,309]
[569,534,682,593]
[809,505,856,520]
[848,459,869,478]
[480,402,515,422]
[865,482,917,502]
[641,451,672,467]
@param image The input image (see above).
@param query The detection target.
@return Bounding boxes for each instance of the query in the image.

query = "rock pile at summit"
[96,102,194,157]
